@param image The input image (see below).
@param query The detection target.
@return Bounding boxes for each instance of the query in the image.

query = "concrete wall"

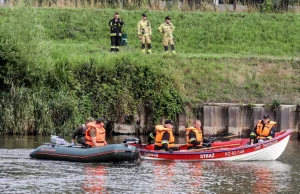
[112,103,299,135]
[177,103,299,136]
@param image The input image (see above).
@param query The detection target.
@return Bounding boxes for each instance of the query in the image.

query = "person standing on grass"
[158,16,176,54]
[109,12,125,52]
[137,13,152,54]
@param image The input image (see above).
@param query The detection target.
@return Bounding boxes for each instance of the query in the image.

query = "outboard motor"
[50,135,70,145]
[123,137,141,148]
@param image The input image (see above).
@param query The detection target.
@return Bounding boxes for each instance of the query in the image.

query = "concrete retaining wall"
[178,103,299,136]
[112,103,299,136]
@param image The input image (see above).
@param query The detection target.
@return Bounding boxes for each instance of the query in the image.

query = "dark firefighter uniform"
[71,124,88,145]
[109,18,124,52]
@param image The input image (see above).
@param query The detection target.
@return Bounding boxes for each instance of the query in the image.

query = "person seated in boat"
[154,120,180,152]
[186,120,212,150]
[250,114,276,145]
[85,117,108,148]
[71,117,95,146]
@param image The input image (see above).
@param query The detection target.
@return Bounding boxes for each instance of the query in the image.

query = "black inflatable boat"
[30,143,140,163]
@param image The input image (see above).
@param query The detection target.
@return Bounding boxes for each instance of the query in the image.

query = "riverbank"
[0,7,299,135]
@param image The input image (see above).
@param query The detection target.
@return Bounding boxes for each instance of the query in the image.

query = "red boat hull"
[139,130,291,161]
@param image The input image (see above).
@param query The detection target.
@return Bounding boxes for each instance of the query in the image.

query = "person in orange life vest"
[85,117,107,148]
[186,120,212,150]
[154,120,180,152]
[71,117,95,146]
[250,114,276,145]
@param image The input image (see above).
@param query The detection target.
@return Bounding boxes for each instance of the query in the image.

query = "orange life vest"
[186,127,203,147]
[154,125,175,148]
[255,120,276,139]
[85,122,106,147]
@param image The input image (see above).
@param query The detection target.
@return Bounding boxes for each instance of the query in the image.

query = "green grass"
[0,7,300,135]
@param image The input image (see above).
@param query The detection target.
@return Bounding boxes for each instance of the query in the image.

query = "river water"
[0,134,300,194]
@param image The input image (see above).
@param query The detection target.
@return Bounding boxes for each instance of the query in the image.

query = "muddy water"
[0,134,299,193]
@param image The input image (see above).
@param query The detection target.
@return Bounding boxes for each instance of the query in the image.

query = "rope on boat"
[138,145,152,163]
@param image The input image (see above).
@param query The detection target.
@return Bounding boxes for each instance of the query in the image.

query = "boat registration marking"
[224,149,244,157]
[41,148,56,152]
[147,153,159,158]
[254,145,261,150]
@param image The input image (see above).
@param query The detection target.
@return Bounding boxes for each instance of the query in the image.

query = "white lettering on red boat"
[263,140,278,148]
[147,153,158,158]
[225,149,244,157]
[200,153,215,159]
[254,145,261,150]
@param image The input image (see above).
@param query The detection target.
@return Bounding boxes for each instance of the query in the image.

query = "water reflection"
[151,161,176,193]
[82,164,108,193]
[201,160,291,193]
[143,160,291,193]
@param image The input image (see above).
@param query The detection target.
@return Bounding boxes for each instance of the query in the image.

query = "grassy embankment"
[0,7,300,135]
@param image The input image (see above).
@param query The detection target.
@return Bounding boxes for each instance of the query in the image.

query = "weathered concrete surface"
[176,103,298,136]
[178,112,187,136]
[198,103,298,136]
[203,105,228,134]
[113,103,299,135]
[279,105,298,132]
[227,106,252,136]
[178,104,197,135]
[113,124,136,134]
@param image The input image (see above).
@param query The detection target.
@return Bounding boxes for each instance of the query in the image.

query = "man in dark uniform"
[71,117,94,146]
[109,12,125,52]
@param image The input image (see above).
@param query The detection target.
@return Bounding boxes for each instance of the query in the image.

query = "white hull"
[140,130,291,161]
[210,134,290,161]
